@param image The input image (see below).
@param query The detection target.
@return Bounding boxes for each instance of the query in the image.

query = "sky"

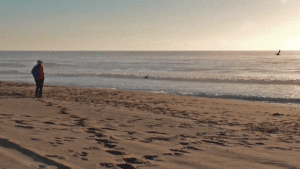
[1,0,300,51]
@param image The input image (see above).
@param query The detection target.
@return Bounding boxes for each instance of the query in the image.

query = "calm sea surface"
[1,51,300,104]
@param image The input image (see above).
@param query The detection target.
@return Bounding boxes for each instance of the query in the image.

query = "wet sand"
[0,81,300,169]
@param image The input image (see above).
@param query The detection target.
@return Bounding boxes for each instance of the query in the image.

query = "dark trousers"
[35,79,44,98]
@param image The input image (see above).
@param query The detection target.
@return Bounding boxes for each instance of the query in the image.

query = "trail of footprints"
[3,101,299,168]
[1,110,208,168]
[80,116,203,168]
[48,136,77,147]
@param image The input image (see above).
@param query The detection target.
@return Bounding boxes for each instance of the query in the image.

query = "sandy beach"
[0,81,300,169]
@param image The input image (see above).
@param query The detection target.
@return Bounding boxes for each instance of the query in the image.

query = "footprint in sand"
[141,136,171,143]
[127,118,144,123]
[43,121,55,125]
[14,120,29,125]
[54,137,64,145]
[80,152,88,157]
[85,135,96,140]
[202,140,225,146]
[81,158,88,161]
[49,142,58,147]
[0,114,14,117]
[74,118,87,127]
[21,115,31,118]
[265,147,291,150]
[155,118,164,121]
[143,155,158,160]
[123,157,146,164]
[64,137,76,142]
[14,125,34,129]
[84,146,100,150]
[46,102,52,106]
[147,131,167,135]
[178,123,193,128]
[70,115,80,118]
[272,113,283,117]
[179,134,197,139]
[127,131,136,135]
[105,118,114,121]
[86,127,103,135]
[105,144,117,148]
[128,137,138,141]
[94,133,106,138]
[154,123,164,127]
[101,127,117,131]
[30,138,40,141]
[174,153,184,156]
[116,163,136,169]
[106,150,126,156]
[58,107,69,114]
[72,152,89,159]
[170,149,190,154]
[96,138,117,145]
[183,146,203,151]
[163,152,184,156]
[119,124,134,127]
[163,153,173,156]
[100,163,116,168]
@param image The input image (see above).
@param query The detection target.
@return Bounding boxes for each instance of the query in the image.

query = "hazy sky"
[1,0,300,51]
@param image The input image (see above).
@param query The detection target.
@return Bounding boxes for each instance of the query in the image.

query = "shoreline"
[1,80,300,168]
[2,80,300,106]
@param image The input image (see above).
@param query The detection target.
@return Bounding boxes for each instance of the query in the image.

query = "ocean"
[1,51,300,104]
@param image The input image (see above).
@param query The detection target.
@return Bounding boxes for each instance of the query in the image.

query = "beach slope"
[0,81,300,169]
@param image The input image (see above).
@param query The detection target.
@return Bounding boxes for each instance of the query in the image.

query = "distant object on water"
[144,75,148,79]
[276,50,280,55]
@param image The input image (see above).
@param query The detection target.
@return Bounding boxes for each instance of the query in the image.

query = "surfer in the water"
[276,50,280,55]
[144,75,148,79]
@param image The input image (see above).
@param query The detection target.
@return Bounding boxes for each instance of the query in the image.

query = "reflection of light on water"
[281,0,288,4]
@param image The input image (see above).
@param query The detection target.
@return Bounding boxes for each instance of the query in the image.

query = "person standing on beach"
[31,60,45,98]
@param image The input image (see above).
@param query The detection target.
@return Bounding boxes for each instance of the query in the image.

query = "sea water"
[1,51,300,104]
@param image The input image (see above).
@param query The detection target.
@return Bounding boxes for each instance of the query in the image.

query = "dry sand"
[0,81,300,169]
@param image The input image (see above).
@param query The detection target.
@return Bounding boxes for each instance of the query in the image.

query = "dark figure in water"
[144,75,148,79]
[31,60,45,98]
[276,50,280,55]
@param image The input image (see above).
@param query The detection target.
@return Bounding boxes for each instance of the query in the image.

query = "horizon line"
[0,49,297,52]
